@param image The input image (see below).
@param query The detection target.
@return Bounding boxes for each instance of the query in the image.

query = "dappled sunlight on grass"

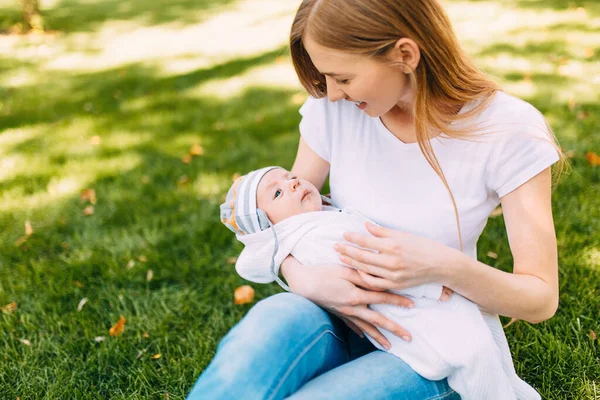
[194,60,301,100]
[0,152,142,213]
[3,0,298,75]
[1,0,599,397]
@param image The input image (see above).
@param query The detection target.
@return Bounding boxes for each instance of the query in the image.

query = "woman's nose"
[325,78,345,102]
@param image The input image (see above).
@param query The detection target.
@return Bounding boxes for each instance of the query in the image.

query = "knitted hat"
[220,166,282,235]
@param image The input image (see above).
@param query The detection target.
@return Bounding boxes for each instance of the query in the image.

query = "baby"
[220,166,540,400]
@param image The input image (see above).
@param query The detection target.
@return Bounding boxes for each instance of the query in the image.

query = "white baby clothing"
[235,207,540,400]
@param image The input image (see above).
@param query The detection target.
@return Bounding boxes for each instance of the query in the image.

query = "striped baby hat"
[220,166,282,235]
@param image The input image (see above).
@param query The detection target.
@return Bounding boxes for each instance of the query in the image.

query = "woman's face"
[303,35,414,117]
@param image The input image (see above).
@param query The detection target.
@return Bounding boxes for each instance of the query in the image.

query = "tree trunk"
[22,0,44,32]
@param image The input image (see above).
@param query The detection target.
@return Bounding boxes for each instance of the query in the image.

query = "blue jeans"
[188,293,459,400]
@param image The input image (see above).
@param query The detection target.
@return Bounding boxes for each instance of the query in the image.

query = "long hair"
[290,0,565,250]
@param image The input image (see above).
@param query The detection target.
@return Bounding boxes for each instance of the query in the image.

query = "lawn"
[0,0,599,398]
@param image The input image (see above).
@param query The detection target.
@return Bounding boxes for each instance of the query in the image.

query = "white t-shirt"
[299,91,559,259]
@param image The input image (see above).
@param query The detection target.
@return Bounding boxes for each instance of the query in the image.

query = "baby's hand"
[440,286,454,301]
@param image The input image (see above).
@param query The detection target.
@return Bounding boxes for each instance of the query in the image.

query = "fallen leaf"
[151,353,161,360]
[577,111,589,121]
[142,332,150,338]
[77,298,88,312]
[587,152,600,166]
[15,236,28,247]
[73,280,84,288]
[565,150,576,159]
[490,207,503,217]
[523,72,532,82]
[568,99,576,111]
[126,260,135,269]
[584,48,594,59]
[109,315,126,337]
[1,301,17,313]
[486,251,498,259]
[146,269,154,282]
[94,336,105,342]
[503,318,519,328]
[83,206,95,216]
[80,188,96,204]
[138,255,147,263]
[20,339,31,346]
[25,221,33,236]
[590,330,597,340]
[189,144,204,156]
[90,136,101,145]
[61,242,70,249]
[136,349,146,359]
[226,257,238,265]
[177,175,190,187]
[234,285,255,305]
[275,55,287,64]
[141,175,150,184]
[181,154,192,164]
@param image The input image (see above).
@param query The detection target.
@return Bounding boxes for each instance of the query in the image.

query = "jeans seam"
[426,388,457,400]
[266,326,346,400]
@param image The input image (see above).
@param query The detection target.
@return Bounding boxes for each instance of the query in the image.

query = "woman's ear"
[390,38,421,73]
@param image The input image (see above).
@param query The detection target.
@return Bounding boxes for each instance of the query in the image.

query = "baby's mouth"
[301,190,310,202]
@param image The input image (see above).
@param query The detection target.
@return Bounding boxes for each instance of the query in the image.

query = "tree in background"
[22,0,44,32]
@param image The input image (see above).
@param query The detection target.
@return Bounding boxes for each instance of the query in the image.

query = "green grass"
[1,0,599,398]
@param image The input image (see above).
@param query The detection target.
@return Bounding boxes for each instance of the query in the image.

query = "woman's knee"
[221,292,336,349]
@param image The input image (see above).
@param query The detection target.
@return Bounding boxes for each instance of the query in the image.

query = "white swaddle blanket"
[235,206,540,400]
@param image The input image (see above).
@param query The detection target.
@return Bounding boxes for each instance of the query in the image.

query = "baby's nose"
[289,179,299,191]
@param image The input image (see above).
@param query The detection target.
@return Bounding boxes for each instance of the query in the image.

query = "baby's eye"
[336,79,349,85]
[274,189,282,199]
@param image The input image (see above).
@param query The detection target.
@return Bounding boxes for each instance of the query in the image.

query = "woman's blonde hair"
[290,0,565,250]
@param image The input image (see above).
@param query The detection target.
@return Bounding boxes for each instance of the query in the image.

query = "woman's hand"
[281,257,415,348]
[335,222,459,292]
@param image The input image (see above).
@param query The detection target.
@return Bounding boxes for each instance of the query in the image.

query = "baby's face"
[256,168,322,224]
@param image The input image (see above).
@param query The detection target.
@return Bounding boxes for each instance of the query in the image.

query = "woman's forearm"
[440,250,558,324]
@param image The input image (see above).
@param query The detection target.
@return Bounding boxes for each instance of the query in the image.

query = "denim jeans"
[188,293,459,400]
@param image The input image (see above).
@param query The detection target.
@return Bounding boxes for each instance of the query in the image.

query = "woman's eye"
[274,189,282,199]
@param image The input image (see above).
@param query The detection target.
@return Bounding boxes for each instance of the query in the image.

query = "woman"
[188,0,563,398]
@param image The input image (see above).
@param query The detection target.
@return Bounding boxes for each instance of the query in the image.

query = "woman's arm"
[442,167,558,323]
[284,137,416,348]
[336,168,558,324]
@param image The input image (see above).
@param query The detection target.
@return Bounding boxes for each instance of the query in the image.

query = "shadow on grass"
[0,0,239,33]
[1,39,599,398]
[0,46,301,397]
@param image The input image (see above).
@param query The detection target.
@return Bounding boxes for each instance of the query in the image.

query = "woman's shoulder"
[479,91,546,127]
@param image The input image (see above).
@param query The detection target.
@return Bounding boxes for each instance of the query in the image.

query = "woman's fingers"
[340,317,364,338]
[349,307,412,343]
[341,231,390,253]
[356,270,397,291]
[440,286,454,301]
[358,287,414,309]
[338,251,395,279]
[345,316,391,350]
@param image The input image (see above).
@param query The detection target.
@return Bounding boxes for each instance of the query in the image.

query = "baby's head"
[220,166,322,235]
